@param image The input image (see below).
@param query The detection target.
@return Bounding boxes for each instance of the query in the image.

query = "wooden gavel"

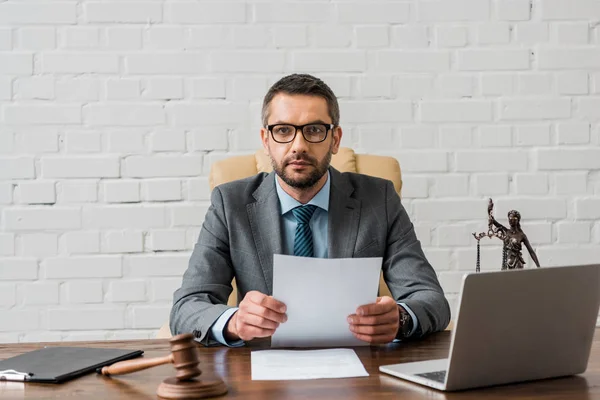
[101,333,201,381]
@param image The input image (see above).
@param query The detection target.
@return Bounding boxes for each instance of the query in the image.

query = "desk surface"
[1,329,599,400]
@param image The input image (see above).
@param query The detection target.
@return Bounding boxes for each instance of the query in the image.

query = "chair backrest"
[210,148,402,306]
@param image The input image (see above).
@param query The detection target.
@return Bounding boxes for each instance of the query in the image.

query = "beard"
[270,145,333,189]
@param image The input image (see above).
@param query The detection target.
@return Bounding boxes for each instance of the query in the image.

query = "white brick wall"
[1,0,599,342]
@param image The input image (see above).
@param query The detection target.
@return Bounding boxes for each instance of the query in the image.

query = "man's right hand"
[224,291,287,341]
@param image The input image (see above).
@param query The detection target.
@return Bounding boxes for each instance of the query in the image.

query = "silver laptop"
[380,264,600,391]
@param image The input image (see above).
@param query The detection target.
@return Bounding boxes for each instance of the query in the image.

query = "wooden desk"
[1,329,600,399]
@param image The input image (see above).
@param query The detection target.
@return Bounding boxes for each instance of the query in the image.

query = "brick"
[556,23,589,44]
[414,199,483,221]
[537,247,600,267]
[171,205,209,227]
[494,198,567,219]
[254,3,332,23]
[0,258,38,280]
[474,173,509,195]
[106,79,140,100]
[65,132,102,153]
[16,182,55,204]
[85,104,164,126]
[514,173,549,195]
[435,26,468,47]
[539,49,600,69]
[127,53,208,74]
[5,105,80,125]
[519,222,553,244]
[515,125,551,146]
[188,27,231,48]
[46,307,125,330]
[108,130,146,153]
[0,76,11,100]
[0,310,38,332]
[0,53,32,75]
[391,26,429,48]
[233,26,269,48]
[433,175,469,197]
[62,27,99,48]
[476,23,510,44]
[0,284,15,307]
[414,224,433,246]
[42,157,119,178]
[458,49,530,70]
[400,126,435,148]
[230,129,264,151]
[59,180,98,203]
[554,173,587,194]
[64,281,103,304]
[438,75,474,98]
[44,256,121,278]
[168,103,248,126]
[104,230,144,253]
[394,75,435,99]
[0,182,13,204]
[83,206,165,229]
[85,2,162,23]
[338,3,409,23]
[21,332,63,343]
[63,231,100,254]
[479,126,512,147]
[500,99,570,120]
[106,27,142,50]
[56,78,100,102]
[387,151,448,172]
[128,254,190,277]
[424,248,453,271]
[456,151,528,172]
[14,77,54,100]
[150,278,181,301]
[4,207,80,231]
[0,28,11,50]
[557,122,590,144]
[167,2,245,23]
[14,132,58,153]
[456,247,507,271]
[578,98,600,119]
[0,3,77,24]
[514,23,549,43]
[558,222,591,244]
[355,26,388,48]
[145,27,185,50]
[124,155,203,178]
[21,282,59,305]
[420,100,492,122]
[62,332,108,341]
[143,78,183,100]
[103,180,140,203]
[320,76,352,98]
[0,157,35,179]
[131,305,171,329]
[187,178,211,201]
[436,225,471,246]
[496,0,531,21]
[576,199,600,219]
[211,51,285,73]
[108,280,147,302]
[42,53,118,74]
[228,76,268,101]
[481,74,516,96]
[149,129,186,152]
[518,73,552,95]
[541,0,600,20]
[375,51,450,72]
[0,234,15,256]
[358,127,396,151]
[142,179,182,202]
[557,72,588,95]
[537,149,600,170]
[148,230,186,251]
[439,126,473,148]
[190,77,226,99]
[18,27,56,50]
[418,0,490,21]
[340,101,412,123]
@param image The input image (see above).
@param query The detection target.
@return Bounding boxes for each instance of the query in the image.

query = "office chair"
[157,148,403,339]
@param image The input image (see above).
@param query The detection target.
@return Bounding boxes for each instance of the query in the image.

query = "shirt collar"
[275,170,330,215]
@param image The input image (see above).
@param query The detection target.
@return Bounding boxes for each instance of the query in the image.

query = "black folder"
[0,347,143,383]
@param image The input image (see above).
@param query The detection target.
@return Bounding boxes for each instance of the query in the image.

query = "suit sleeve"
[382,181,451,336]
[169,186,236,346]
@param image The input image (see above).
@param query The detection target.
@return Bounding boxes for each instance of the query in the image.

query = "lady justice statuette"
[472,199,541,272]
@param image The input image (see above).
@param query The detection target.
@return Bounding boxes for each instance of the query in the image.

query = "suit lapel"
[247,172,283,293]
[328,168,361,259]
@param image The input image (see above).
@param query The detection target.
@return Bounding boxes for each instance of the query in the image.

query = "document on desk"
[271,254,382,348]
[251,348,369,380]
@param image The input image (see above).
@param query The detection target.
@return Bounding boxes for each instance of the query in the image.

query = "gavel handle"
[101,354,174,376]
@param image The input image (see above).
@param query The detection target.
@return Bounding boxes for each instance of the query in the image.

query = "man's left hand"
[347,296,400,344]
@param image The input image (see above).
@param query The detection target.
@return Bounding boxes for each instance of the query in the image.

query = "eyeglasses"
[266,123,334,144]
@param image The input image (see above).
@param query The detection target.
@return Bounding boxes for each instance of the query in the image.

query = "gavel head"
[169,333,202,381]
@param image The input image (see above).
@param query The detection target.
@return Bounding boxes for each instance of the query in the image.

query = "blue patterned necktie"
[292,204,318,257]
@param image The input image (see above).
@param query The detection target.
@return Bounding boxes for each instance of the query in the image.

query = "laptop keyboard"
[415,370,447,383]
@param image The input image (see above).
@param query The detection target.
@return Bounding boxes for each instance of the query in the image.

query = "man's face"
[261,93,342,189]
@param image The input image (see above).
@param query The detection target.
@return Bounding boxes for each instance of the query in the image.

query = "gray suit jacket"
[170,167,450,346]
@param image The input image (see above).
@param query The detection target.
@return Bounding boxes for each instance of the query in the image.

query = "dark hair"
[261,74,340,127]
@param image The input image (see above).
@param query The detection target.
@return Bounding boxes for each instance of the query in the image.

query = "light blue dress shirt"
[209,172,418,346]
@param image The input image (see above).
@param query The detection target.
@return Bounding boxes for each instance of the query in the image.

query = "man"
[170,74,450,347]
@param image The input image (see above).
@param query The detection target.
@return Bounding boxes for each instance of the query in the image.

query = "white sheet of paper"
[251,348,369,380]
[271,254,382,347]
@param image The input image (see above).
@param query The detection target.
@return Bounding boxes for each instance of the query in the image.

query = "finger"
[351,331,396,344]
[237,324,277,341]
[241,301,287,324]
[349,322,398,336]
[348,311,398,326]
[246,291,287,313]
[237,312,281,331]
[355,300,396,317]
